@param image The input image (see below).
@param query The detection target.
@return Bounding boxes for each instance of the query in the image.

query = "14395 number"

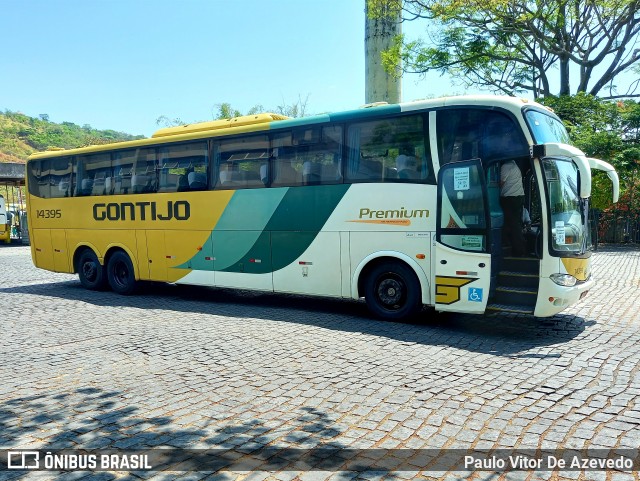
[36,209,62,219]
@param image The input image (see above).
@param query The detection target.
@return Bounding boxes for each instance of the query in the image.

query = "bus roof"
[152,113,291,138]
[27,95,547,161]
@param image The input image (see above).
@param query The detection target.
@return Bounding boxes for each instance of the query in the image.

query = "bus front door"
[434,159,492,314]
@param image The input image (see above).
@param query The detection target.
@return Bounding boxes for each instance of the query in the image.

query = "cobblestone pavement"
[0,245,639,481]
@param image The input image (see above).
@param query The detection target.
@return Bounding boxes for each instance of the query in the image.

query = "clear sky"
[0,0,479,138]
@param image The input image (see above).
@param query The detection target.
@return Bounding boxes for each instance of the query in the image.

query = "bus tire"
[364,261,422,321]
[106,251,137,295]
[77,249,107,291]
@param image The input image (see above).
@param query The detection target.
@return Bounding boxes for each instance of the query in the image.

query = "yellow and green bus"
[26,96,619,320]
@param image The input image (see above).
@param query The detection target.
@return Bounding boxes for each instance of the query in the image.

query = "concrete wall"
[0,162,25,183]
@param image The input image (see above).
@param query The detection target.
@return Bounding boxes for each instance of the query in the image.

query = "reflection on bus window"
[525,110,571,144]
[77,153,109,196]
[158,142,208,192]
[214,135,269,190]
[131,148,157,194]
[27,156,74,199]
[439,162,487,252]
[543,158,585,253]
[271,126,342,187]
[440,165,486,229]
[346,115,433,183]
[110,150,136,195]
[437,109,529,166]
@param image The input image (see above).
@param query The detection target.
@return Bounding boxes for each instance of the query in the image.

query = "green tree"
[374,0,640,99]
[213,103,243,120]
[0,110,143,162]
[213,96,310,119]
[157,96,311,127]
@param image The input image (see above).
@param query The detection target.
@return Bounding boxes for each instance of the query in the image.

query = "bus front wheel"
[106,251,137,295]
[364,262,422,321]
[77,249,107,290]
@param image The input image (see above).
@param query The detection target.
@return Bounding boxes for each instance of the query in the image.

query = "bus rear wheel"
[364,261,422,321]
[107,251,137,295]
[77,249,107,290]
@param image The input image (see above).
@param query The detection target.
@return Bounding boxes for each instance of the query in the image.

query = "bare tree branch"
[386,0,640,98]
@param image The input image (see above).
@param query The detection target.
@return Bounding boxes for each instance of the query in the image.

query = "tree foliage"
[213,103,244,120]
[373,0,640,99]
[156,96,311,127]
[0,110,144,163]
[213,95,311,120]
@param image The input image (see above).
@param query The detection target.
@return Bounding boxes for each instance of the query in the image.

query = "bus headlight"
[550,273,577,287]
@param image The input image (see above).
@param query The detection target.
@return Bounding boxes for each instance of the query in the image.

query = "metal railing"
[591,210,640,247]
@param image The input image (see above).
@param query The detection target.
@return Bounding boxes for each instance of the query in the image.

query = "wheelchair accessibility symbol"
[468,287,483,302]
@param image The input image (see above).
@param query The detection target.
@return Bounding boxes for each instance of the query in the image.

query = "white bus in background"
[0,195,10,244]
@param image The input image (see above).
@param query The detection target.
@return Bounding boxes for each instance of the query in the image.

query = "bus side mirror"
[588,157,620,203]
[531,144,546,158]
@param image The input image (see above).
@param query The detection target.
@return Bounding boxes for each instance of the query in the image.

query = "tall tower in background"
[365,0,402,104]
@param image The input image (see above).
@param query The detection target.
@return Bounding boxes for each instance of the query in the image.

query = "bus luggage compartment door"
[32,229,55,272]
[50,229,71,272]
[31,229,70,272]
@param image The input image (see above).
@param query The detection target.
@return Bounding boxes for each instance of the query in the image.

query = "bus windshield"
[525,110,571,144]
[542,158,588,255]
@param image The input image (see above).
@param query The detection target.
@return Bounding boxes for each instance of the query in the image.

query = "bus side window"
[132,148,158,194]
[157,142,208,192]
[111,150,135,195]
[346,115,431,184]
[51,156,73,198]
[481,112,529,163]
[437,109,483,166]
[270,126,342,187]
[272,131,300,187]
[438,108,529,168]
[91,171,107,196]
[76,153,110,197]
[323,125,343,183]
[27,160,44,198]
[271,146,302,187]
[29,156,73,198]
[109,151,129,195]
[214,135,269,190]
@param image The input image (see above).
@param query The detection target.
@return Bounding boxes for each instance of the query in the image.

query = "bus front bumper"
[534,276,594,317]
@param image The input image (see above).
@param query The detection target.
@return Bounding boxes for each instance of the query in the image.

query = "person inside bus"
[396,146,419,179]
[500,158,526,256]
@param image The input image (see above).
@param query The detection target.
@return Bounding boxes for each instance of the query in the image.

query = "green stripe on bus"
[221,184,350,274]
[176,184,349,274]
[176,188,288,271]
